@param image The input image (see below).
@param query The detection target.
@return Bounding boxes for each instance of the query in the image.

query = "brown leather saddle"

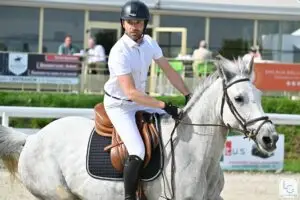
[94,103,161,172]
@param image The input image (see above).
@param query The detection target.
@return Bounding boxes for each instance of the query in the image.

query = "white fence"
[0,106,300,134]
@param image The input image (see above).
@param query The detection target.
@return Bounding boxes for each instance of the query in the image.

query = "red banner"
[254,62,300,91]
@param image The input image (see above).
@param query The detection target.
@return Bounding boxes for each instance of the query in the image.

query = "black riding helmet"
[120,0,150,34]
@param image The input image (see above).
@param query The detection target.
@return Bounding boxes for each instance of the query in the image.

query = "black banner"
[0,52,82,85]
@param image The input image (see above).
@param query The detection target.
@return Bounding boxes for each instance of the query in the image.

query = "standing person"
[192,40,213,76]
[192,40,212,64]
[242,45,262,64]
[103,1,192,199]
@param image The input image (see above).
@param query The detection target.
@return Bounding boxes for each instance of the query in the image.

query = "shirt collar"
[122,34,144,48]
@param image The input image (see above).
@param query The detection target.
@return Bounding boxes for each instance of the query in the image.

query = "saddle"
[94,103,160,172]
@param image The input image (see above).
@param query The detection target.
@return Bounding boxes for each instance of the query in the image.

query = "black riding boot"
[123,155,143,200]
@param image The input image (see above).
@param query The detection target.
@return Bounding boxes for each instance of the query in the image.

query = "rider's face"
[122,20,144,41]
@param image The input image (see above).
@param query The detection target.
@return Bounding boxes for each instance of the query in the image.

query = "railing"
[1,106,300,128]
[0,51,299,98]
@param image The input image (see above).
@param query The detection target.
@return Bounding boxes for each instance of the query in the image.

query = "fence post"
[2,112,9,127]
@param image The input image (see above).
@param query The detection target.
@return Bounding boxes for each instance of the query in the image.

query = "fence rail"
[0,106,300,128]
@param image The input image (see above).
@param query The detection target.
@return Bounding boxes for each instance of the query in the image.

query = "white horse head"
[0,55,278,200]
[213,55,278,153]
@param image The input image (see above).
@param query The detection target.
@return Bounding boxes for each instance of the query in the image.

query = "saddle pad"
[86,128,164,182]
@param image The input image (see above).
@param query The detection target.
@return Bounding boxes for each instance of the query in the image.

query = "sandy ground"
[0,169,299,200]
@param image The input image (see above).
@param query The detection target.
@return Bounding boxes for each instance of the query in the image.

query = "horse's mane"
[183,56,249,113]
[183,71,219,113]
[218,56,250,76]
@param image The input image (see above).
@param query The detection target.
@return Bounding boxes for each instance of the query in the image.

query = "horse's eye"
[234,96,244,103]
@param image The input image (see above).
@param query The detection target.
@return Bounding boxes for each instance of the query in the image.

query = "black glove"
[184,93,192,105]
[163,102,181,119]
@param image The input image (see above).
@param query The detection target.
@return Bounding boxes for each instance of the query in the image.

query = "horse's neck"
[161,79,227,170]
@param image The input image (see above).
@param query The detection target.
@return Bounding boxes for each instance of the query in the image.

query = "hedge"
[0,91,299,171]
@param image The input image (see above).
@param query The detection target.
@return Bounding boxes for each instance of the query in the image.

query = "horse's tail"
[0,125,28,178]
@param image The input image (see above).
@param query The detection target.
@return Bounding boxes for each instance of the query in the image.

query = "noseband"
[220,78,272,140]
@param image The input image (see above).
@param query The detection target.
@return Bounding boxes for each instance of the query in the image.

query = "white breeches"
[103,95,165,160]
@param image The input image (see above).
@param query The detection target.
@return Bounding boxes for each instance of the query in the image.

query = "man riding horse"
[103,0,191,199]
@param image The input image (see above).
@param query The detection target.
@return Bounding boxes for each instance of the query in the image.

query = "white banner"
[8,52,28,76]
[0,75,79,85]
[220,134,284,171]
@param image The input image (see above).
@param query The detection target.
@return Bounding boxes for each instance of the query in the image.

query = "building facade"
[1,0,300,63]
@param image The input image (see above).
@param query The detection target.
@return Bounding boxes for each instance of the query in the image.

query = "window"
[89,11,153,24]
[89,11,120,23]
[257,20,280,61]
[0,6,39,52]
[159,15,205,57]
[279,21,300,63]
[43,8,84,53]
[258,20,300,63]
[209,18,254,59]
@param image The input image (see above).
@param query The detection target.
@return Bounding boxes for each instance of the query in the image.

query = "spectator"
[57,35,79,55]
[243,45,262,64]
[192,40,212,62]
[192,40,213,76]
[86,37,106,63]
[85,37,106,74]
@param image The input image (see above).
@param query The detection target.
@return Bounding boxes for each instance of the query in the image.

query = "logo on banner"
[225,140,232,156]
[8,53,28,75]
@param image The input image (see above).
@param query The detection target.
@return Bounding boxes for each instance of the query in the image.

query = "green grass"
[284,159,300,172]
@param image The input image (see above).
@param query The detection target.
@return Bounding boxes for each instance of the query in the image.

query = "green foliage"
[284,159,300,172]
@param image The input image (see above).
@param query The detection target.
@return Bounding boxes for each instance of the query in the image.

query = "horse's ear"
[214,55,235,82]
[242,55,255,81]
[247,55,254,79]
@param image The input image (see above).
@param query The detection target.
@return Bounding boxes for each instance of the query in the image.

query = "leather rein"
[161,77,272,200]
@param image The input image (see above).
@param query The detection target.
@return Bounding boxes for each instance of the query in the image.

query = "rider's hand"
[184,93,192,105]
[163,102,181,119]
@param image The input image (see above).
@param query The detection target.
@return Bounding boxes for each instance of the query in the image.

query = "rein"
[161,77,272,200]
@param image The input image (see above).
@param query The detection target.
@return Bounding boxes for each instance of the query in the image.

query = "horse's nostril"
[272,134,279,143]
[262,136,272,145]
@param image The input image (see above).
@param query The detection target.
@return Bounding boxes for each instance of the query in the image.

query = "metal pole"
[2,112,9,127]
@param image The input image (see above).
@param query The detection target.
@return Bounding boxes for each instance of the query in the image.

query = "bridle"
[162,77,273,200]
[178,77,272,140]
[219,78,272,140]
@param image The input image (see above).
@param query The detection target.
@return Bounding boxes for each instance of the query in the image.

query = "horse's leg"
[207,164,224,200]
[18,135,76,200]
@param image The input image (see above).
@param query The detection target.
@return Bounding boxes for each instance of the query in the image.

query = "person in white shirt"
[86,37,106,74]
[103,1,191,199]
[242,45,262,65]
[192,40,213,76]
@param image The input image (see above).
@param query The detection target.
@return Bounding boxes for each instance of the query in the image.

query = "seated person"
[57,34,80,55]
[85,37,106,74]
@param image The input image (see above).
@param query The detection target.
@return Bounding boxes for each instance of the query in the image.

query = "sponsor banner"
[254,62,300,91]
[0,52,8,75]
[0,75,79,85]
[0,52,81,85]
[27,54,81,77]
[220,134,284,171]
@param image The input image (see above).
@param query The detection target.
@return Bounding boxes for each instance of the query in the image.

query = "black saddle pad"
[86,128,164,182]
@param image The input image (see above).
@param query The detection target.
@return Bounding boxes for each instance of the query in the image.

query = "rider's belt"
[104,91,132,102]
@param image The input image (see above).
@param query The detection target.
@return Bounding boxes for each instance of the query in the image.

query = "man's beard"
[126,31,143,42]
